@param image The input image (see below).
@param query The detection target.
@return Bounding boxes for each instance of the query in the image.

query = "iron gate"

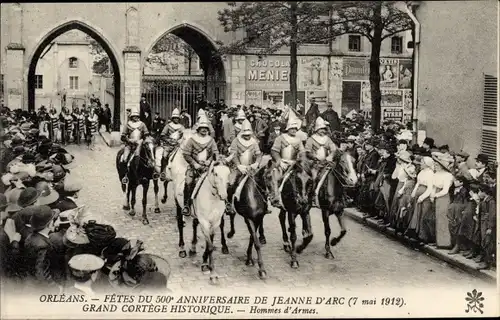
[142,75,226,122]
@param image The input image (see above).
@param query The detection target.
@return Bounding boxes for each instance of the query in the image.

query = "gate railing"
[142,74,226,122]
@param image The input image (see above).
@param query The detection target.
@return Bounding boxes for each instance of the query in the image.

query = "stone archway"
[27,20,122,130]
[142,23,227,121]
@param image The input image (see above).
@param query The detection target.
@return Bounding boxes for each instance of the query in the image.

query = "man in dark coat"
[305,99,320,133]
[139,95,153,131]
[152,112,166,141]
[320,102,341,133]
[359,138,381,217]
[104,104,112,132]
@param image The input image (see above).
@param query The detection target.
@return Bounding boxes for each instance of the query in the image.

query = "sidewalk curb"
[343,207,497,283]
[99,131,121,148]
[99,131,111,147]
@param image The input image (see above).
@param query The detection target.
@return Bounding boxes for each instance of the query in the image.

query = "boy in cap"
[468,153,489,182]
[65,254,105,295]
[120,110,150,184]
[476,183,496,269]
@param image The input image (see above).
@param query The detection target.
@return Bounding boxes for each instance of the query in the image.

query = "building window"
[35,75,43,89]
[69,76,79,90]
[69,57,79,68]
[391,36,403,54]
[348,35,361,52]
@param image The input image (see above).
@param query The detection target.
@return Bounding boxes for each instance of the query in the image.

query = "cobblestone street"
[65,137,493,291]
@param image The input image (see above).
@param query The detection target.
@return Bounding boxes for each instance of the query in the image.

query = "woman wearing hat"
[406,156,435,243]
[388,150,413,229]
[394,163,417,232]
[181,114,220,216]
[431,152,455,249]
[373,141,397,223]
[358,137,380,216]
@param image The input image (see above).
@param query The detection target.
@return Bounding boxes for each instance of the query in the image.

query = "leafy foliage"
[86,35,113,75]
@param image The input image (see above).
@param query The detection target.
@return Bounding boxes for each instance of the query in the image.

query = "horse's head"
[293,152,314,206]
[210,160,231,201]
[142,136,156,167]
[335,151,358,187]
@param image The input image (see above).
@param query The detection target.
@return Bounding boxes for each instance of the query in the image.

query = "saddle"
[190,163,213,202]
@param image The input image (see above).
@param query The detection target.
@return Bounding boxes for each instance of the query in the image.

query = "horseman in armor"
[182,114,220,216]
[159,108,185,178]
[120,111,150,184]
[230,108,247,142]
[305,117,339,207]
[225,119,263,214]
[195,109,215,138]
[269,117,305,209]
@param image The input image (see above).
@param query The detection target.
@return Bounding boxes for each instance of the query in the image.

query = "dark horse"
[225,166,269,279]
[316,150,358,259]
[265,154,315,268]
[116,137,157,225]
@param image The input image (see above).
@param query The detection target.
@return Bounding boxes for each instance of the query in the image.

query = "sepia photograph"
[0,1,498,319]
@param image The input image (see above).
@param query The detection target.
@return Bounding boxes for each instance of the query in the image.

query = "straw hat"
[396,150,412,163]
[403,164,417,178]
[431,152,454,172]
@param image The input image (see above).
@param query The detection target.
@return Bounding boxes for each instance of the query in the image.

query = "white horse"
[191,161,231,284]
[153,129,231,261]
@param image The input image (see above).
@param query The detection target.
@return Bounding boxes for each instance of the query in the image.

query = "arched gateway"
[1,3,235,134]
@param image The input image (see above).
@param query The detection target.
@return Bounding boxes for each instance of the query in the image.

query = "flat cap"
[68,254,104,272]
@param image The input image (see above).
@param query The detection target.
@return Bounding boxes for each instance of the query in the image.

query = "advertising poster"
[245,90,262,106]
[262,90,284,110]
[246,56,290,90]
[399,59,413,89]
[284,91,306,114]
[341,81,361,116]
[306,90,328,113]
[342,57,369,80]
[403,90,412,111]
[379,58,399,88]
[360,81,371,111]
[382,107,404,122]
[381,89,403,108]
[298,56,328,91]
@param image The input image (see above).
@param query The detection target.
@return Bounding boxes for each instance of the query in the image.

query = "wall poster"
[398,59,413,89]
[360,81,371,111]
[341,81,361,116]
[379,58,399,88]
[245,90,262,106]
[298,56,328,91]
[262,90,284,110]
[382,107,404,122]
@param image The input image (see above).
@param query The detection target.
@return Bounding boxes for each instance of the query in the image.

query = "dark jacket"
[362,149,380,179]
[321,108,341,133]
[24,232,58,287]
[0,226,20,278]
[139,101,152,130]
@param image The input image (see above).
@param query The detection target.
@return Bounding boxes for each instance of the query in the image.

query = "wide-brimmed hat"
[431,152,454,172]
[63,175,83,193]
[17,187,41,208]
[34,181,60,206]
[29,205,57,231]
[403,164,417,178]
[51,165,67,182]
[5,188,24,213]
[68,254,105,274]
[64,224,90,247]
[423,137,435,147]
[396,150,412,163]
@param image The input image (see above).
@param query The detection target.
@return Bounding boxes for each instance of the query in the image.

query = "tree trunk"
[369,2,383,131]
[289,1,299,111]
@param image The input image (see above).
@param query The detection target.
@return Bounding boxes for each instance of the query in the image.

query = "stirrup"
[160,172,167,181]
[121,177,129,184]
[182,206,191,217]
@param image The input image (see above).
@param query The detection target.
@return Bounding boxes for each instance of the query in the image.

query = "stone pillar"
[328,57,343,114]
[6,4,25,110]
[123,48,141,123]
[6,45,25,110]
[228,55,246,106]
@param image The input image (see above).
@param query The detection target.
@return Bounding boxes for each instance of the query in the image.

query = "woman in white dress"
[431,152,455,249]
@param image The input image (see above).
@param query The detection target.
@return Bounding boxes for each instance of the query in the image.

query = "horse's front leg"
[207,233,219,285]
[296,209,314,254]
[161,180,169,204]
[288,210,299,269]
[321,209,334,259]
[227,213,236,239]
[247,218,267,279]
[128,183,137,217]
[176,203,186,258]
[220,215,229,254]
[189,218,199,257]
[258,219,266,245]
[141,180,150,225]
[122,178,130,210]
[153,179,161,213]
[279,209,291,252]
[330,211,347,246]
